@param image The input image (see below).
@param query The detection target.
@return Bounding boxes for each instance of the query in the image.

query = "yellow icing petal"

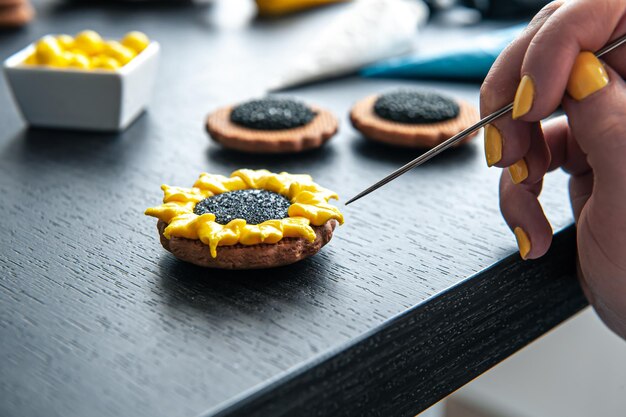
[291,190,322,203]
[162,185,210,203]
[145,201,195,223]
[288,182,337,201]
[280,217,316,241]
[238,225,262,245]
[240,220,284,245]
[198,219,246,258]
[222,177,249,191]
[232,169,272,189]
[280,172,313,185]
[194,174,247,194]
[262,175,290,195]
[163,213,207,239]
[288,203,343,226]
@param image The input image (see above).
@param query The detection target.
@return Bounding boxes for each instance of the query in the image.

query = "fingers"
[543,116,590,176]
[569,172,593,223]
[600,13,626,77]
[484,118,532,168]
[499,116,590,259]
[549,117,593,222]
[563,63,626,256]
[489,0,626,261]
[481,1,563,167]
[513,0,626,121]
[506,122,550,185]
[499,174,552,260]
[482,0,626,168]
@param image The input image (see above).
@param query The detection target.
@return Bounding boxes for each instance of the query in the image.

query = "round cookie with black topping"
[350,89,479,148]
[145,169,344,269]
[206,97,338,153]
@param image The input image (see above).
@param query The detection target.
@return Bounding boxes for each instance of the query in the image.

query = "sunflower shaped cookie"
[350,89,479,148]
[206,97,338,153]
[145,169,344,269]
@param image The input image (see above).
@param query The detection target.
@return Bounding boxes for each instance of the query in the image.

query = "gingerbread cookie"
[0,0,34,28]
[206,97,338,153]
[145,169,344,269]
[350,89,479,148]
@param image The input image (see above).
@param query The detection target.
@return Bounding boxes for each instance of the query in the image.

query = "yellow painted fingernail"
[514,227,531,260]
[508,159,528,184]
[567,51,609,101]
[484,124,503,167]
[512,75,535,119]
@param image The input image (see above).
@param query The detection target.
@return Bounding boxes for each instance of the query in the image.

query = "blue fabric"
[361,24,527,81]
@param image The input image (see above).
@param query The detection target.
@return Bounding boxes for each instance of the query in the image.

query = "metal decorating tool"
[345,33,626,206]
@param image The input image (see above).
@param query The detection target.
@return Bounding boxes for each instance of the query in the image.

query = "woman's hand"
[480,0,626,338]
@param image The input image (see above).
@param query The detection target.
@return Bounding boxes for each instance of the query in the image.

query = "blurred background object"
[270,0,428,90]
[265,0,547,90]
[0,0,34,28]
[426,0,551,18]
[361,24,525,82]
[255,0,349,17]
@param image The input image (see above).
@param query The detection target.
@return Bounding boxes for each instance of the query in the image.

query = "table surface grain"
[0,2,587,417]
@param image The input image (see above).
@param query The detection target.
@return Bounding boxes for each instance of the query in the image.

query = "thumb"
[563,57,626,263]
[563,57,626,187]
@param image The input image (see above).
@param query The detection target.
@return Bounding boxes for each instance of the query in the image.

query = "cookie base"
[350,95,479,148]
[206,106,338,154]
[156,219,337,269]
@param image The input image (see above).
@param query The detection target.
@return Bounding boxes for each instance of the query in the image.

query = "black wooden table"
[0,2,587,417]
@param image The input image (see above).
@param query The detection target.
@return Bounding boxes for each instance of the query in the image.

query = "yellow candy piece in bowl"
[68,53,91,69]
[23,53,38,65]
[56,34,74,50]
[69,48,87,57]
[121,31,150,53]
[74,30,104,55]
[91,55,121,70]
[49,51,74,68]
[35,35,62,65]
[103,41,135,65]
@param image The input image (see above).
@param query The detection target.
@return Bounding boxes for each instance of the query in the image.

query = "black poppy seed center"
[193,189,291,225]
[374,90,460,124]
[230,98,316,130]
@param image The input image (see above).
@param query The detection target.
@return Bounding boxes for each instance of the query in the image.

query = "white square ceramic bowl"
[3,40,160,131]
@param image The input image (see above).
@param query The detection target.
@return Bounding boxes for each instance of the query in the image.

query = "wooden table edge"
[203,225,587,417]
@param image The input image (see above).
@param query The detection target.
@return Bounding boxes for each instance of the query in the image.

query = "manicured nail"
[512,75,535,119]
[567,51,609,101]
[514,227,531,260]
[508,159,528,184]
[484,124,503,167]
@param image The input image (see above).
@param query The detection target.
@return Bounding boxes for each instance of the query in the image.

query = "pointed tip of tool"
[344,193,363,206]
[345,184,380,206]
